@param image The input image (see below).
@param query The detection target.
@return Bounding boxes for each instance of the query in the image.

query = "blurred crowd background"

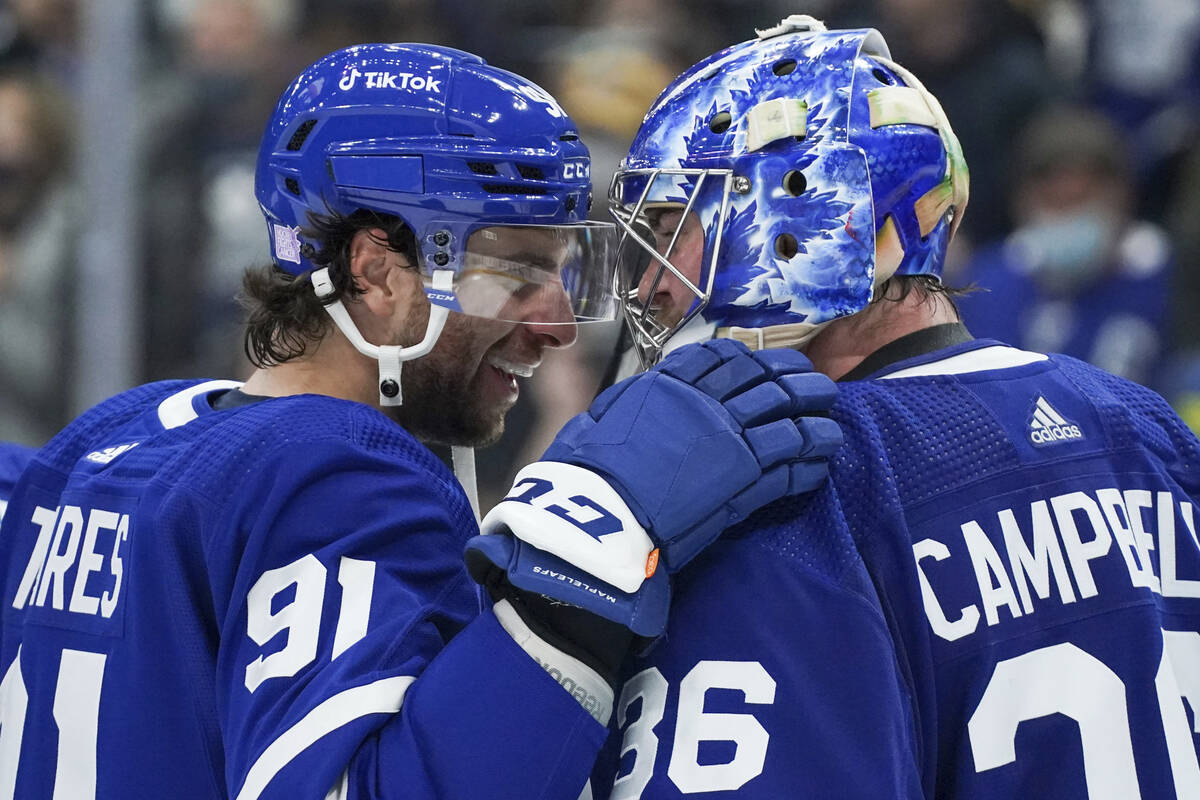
[1,0,1199,505]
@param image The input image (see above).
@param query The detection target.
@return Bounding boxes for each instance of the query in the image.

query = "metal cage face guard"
[424,220,619,324]
[609,167,735,365]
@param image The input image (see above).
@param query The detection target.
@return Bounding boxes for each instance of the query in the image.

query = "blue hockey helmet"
[609,16,969,365]
[255,43,618,405]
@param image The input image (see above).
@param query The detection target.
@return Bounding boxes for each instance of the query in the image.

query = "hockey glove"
[465,339,842,637]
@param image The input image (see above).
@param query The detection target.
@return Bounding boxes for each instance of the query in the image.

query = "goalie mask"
[610,16,969,366]
[256,43,618,404]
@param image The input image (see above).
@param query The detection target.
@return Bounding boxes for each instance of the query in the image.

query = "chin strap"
[451,445,481,524]
[310,267,481,521]
[310,267,453,406]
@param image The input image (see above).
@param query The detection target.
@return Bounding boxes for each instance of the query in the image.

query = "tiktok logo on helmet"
[338,66,443,93]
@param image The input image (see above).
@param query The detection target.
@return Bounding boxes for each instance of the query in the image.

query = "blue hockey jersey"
[592,337,1200,799]
[0,380,605,799]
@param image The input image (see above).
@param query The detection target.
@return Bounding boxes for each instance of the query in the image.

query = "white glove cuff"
[480,461,655,594]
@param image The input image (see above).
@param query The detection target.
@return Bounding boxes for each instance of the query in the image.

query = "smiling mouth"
[485,355,537,379]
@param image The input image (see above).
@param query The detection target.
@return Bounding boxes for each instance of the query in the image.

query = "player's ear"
[348,228,421,317]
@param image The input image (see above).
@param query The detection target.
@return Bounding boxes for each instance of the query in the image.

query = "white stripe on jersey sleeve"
[234,675,415,800]
[878,345,1048,380]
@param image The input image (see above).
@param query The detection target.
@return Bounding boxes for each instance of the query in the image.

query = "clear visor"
[427,221,620,324]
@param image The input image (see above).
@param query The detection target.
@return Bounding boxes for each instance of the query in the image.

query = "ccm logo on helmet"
[338,68,442,93]
[563,161,589,180]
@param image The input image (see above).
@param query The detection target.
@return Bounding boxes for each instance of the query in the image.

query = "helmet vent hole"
[483,183,548,196]
[468,161,498,175]
[565,195,577,213]
[773,59,797,76]
[872,67,893,85]
[699,67,721,82]
[709,111,733,134]
[559,133,579,141]
[285,177,301,196]
[517,165,545,180]
[782,170,807,196]
[286,119,317,151]
[775,233,799,259]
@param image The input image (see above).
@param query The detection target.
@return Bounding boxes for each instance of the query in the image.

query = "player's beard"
[389,312,519,448]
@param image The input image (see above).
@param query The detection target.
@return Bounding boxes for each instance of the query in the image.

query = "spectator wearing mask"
[956,104,1172,388]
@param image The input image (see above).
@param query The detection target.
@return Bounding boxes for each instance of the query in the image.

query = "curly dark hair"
[240,209,419,367]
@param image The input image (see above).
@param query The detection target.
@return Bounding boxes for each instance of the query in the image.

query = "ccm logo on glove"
[482,461,653,595]
[505,475,623,540]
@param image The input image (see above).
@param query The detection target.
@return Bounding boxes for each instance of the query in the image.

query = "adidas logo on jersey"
[85,442,140,464]
[1028,397,1083,446]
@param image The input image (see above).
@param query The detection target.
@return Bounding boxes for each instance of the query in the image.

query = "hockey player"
[574,15,1200,799]
[0,45,841,799]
